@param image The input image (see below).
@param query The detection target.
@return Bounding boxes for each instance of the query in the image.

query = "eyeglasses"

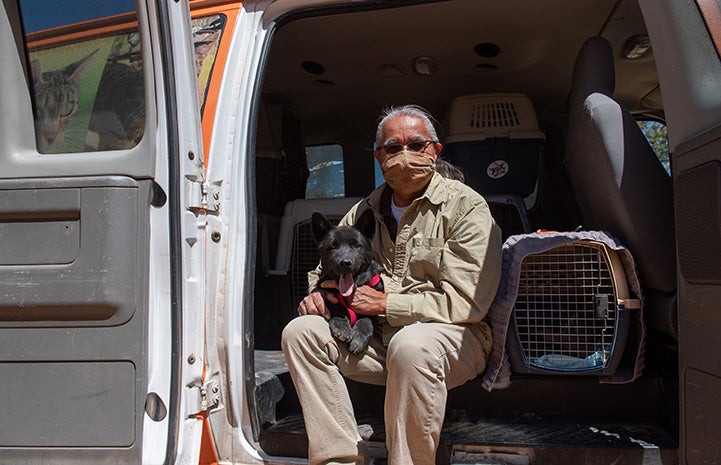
[378,139,438,155]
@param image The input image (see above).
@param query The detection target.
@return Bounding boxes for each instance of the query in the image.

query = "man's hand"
[339,284,388,316]
[299,280,388,318]
[297,290,330,319]
[297,280,338,319]
[321,281,388,316]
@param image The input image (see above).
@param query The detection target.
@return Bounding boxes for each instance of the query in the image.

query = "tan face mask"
[381,150,436,195]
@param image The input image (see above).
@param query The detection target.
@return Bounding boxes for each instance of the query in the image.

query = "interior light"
[413,56,437,76]
[302,61,325,75]
[474,42,501,58]
[377,63,405,78]
[624,34,651,59]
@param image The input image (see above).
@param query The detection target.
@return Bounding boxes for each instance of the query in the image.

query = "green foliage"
[637,120,670,174]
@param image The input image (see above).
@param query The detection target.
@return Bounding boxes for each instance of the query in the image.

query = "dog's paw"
[329,317,352,342]
[348,336,370,355]
[348,318,374,354]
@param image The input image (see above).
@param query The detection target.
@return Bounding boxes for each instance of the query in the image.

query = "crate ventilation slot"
[469,102,521,129]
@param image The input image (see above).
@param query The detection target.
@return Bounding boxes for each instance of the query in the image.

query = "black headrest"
[569,37,615,102]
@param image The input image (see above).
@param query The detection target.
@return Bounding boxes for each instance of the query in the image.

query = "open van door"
[0,0,206,463]
[641,1,721,463]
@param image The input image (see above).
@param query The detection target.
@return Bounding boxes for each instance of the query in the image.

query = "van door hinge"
[186,379,221,417]
[204,182,221,213]
[186,178,220,213]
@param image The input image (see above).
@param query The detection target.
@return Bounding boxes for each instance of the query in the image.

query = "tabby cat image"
[30,51,96,153]
[30,48,145,153]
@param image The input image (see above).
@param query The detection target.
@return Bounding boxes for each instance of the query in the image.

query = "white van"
[1,0,719,463]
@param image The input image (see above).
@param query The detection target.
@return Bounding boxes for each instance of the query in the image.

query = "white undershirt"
[390,196,407,224]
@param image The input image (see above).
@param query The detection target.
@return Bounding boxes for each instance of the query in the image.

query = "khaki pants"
[281,316,492,465]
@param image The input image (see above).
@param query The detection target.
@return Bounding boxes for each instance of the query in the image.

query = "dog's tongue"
[339,273,355,297]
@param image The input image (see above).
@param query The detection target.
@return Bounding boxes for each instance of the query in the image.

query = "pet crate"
[271,197,362,310]
[442,93,544,197]
[289,218,325,309]
[485,194,532,241]
[506,240,639,375]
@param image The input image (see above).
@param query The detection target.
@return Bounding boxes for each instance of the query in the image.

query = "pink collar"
[367,273,382,287]
[338,273,381,325]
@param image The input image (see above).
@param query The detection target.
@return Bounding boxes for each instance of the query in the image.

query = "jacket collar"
[367,172,448,210]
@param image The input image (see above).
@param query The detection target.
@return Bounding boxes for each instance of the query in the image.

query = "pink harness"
[337,274,382,325]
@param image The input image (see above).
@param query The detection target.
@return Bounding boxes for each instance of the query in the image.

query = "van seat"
[565,37,676,338]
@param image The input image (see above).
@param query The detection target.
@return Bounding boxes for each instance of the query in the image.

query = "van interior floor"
[261,414,678,465]
[255,350,679,464]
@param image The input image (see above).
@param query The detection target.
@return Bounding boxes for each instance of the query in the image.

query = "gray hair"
[375,105,439,147]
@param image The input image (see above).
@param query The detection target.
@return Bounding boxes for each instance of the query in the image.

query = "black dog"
[311,209,384,354]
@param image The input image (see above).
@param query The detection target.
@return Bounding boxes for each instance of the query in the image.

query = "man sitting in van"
[282,105,502,465]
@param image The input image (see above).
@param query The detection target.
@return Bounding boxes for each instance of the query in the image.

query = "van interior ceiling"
[251,0,676,462]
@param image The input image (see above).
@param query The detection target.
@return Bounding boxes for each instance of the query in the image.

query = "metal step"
[261,414,678,465]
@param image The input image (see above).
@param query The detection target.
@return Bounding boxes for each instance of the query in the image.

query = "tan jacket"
[309,172,503,345]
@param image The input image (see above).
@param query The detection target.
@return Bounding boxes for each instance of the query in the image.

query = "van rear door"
[641,0,721,462]
[0,0,205,463]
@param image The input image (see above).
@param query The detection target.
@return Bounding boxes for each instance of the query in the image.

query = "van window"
[305,144,345,198]
[374,158,384,189]
[638,120,670,174]
[19,0,144,154]
[192,15,226,114]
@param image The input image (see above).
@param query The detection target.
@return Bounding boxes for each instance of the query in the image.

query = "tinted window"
[305,144,344,198]
[374,158,384,189]
[638,120,670,174]
[192,14,226,114]
[20,0,144,154]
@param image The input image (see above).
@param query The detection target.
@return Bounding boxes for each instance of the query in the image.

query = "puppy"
[311,209,384,354]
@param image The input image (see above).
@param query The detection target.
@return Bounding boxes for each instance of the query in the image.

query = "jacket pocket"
[408,237,444,279]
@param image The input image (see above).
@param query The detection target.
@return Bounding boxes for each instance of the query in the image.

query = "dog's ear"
[354,208,376,240]
[311,212,334,243]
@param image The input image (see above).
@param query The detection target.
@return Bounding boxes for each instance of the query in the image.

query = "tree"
[637,120,670,174]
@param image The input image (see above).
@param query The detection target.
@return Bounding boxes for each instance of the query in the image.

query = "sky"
[19,0,136,33]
